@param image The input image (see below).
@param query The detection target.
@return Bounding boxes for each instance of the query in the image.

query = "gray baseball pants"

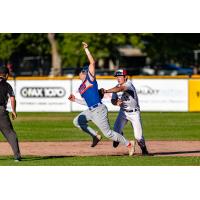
[0,107,21,159]
[73,104,129,146]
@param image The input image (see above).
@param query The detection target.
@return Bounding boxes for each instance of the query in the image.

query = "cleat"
[14,157,22,162]
[91,134,102,147]
[127,140,136,156]
[113,141,120,148]
[142,147,149,156]
[113,131,124,148]
[137,140,149,156]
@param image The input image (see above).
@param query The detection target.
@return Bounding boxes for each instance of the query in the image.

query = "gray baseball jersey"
[112,79,140,111]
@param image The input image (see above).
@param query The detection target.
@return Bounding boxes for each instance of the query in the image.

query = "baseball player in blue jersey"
[68,42,135,156]
[103,69,149,155]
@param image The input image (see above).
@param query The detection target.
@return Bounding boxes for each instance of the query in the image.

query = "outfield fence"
[6,75,200,112]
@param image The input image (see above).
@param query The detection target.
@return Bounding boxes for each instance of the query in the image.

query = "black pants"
[0,107,21,159]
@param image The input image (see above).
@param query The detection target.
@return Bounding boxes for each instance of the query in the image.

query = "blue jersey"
[78,73,101,107]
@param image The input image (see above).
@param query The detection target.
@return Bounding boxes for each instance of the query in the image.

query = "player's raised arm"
[82,42,95,78]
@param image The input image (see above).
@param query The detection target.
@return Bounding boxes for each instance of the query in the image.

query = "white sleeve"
[74,98,87,105]
[124,80,132,90]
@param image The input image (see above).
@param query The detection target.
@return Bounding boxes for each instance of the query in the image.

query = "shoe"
[127,140,136,156]
[142,147,149,156]
[91,134,102,147]
[14,157,22,162]
[113,141,120,148]
[113,131,124,148]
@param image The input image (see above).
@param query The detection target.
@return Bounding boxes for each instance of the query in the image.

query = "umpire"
[0,66,21,161]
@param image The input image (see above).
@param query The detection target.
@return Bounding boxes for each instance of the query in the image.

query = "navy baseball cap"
[80,65,89,73]
[0,66,9,74]
[114,69,127,77]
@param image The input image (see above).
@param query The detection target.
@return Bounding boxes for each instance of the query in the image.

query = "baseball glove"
[98,88,105,99]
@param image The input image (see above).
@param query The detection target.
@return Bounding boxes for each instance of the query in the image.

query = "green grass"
[0,156,200,166]
[0,112,199,141]
[0,112,199,166]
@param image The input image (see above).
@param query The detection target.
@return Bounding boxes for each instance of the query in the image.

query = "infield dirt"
[0,141,200,157]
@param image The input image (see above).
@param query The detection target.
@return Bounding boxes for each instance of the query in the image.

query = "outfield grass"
[0,112,199,166]
[0,112,199,141]
[0,156,200,166]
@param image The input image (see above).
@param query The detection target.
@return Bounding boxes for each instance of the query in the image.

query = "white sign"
[7,78,189,112]
[132,79,188,111]
[15,80,71,112]
[71,79,188,112]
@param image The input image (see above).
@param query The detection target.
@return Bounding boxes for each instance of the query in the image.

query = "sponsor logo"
[20,87,66,98]
[137,85,159,95]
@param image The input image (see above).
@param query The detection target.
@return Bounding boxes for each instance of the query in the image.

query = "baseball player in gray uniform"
[68,42,135,156]
[0,66,21,161]
[103,69,149,155]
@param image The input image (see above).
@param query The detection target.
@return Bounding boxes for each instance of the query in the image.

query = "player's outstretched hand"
[12,111,17,120]
[68,94,75,102]
[82,42,88,49]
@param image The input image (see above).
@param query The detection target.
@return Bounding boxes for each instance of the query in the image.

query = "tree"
[0,34,16,65]
[57,33,132,68]
[48,33,61,76]
[141,33,200,67]
[1,33,200,75]
[0,33,51,75]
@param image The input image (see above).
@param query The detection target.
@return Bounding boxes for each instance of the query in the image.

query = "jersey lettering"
[79,80,93,95]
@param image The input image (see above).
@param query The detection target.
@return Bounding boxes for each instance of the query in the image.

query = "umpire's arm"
[10,96,17,120]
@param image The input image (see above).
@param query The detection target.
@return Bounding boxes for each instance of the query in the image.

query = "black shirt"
[0,77,15,108]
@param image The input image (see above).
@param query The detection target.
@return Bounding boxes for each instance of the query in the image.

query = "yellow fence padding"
[189,79,200,111]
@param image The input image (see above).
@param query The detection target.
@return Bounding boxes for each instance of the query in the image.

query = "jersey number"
[122,94,130,101]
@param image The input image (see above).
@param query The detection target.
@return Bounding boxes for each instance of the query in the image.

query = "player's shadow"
[152,150,200,156]
[21,156,75,162]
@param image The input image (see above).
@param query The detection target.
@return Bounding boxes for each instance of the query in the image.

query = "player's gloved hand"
[111,98,122,106]
[98,88,105,99]
[68,94,75,102]
[116,99,123,106]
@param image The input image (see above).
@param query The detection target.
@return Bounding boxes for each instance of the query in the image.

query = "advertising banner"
[14,80,71,112]
[71,79,188,112]
[7,78,189,112]
[132,79,188,111]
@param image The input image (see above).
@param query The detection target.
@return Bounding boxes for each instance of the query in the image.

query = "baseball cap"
[114,69,127,77]
[0,66,9,74]
[80,65,89,73]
